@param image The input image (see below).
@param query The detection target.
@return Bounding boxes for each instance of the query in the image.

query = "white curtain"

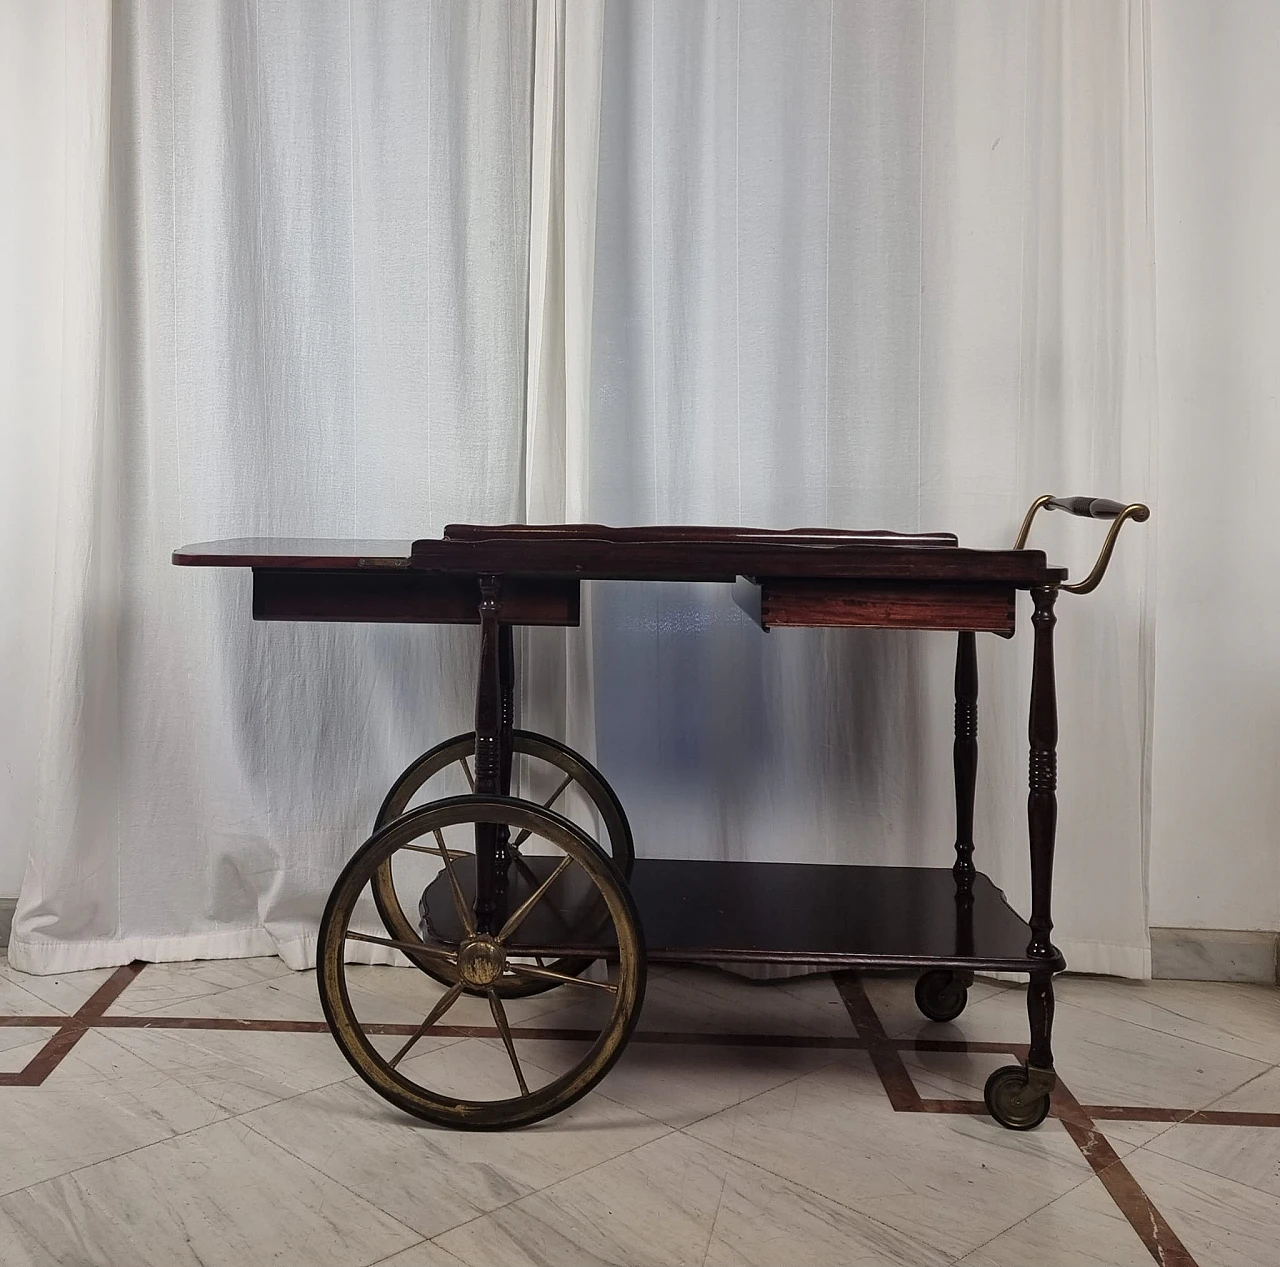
[575,0,1155,977]
[5,0,534,972]
[4,0,1156,977]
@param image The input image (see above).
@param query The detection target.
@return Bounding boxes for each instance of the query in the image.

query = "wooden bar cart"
[174,495,1148,1132]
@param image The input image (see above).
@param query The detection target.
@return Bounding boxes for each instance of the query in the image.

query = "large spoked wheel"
[371,731,634,999]
[318,794,646,1130]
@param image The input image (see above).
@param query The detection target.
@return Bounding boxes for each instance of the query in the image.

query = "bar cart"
[173,494,1148,1131]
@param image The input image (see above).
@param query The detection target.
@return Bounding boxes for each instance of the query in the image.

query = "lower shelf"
[419,857,1065,975]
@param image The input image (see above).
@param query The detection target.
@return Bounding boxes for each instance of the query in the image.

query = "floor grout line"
[1119,1116,1280,1207]
[231,1109,442,1243]
[365,1238,434,1267]
[413,1117,683,1248]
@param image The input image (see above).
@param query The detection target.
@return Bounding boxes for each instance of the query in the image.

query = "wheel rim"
[370,732,634,997]
[374,730,634,871]
[319,795,646,1129]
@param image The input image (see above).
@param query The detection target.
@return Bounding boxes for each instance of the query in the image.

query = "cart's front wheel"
[984,1064,1053,1131]
[318,795,645,1130]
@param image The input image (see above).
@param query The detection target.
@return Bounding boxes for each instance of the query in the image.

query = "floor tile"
[1144,1120,1280,1201]
[505,1034,838,1128]
[105,956,292,1015]
[1051,975,1280,1064]
[0,1026,57,1064]
[1126,1147,1280,1267]
[105,1025,372,1115]
[126,969,336,1022]
[371,1245,468,1267]
[1204,1062,1280,1112]
[0,1031,226,1196]
[860,971,1012,1039]
[955,1174,1153,1266]
[434,1130,949,1267]
[686,1053,1096,1260]
[1098,1119,1181,1153]
[242,1041,670,1238]
[0,1117,418,1267]
[952,984,1269,1110]
[131,963,566,1031]
[0,963,114,1017]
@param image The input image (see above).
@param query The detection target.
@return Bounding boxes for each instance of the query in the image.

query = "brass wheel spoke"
[511,849,543,888]
[388,981,465,1068]
[497,855,573,942]
[346,930,458,965]
[507,961,617,993]
[510,773,575,850]
[509,853,574,937]
[434,828,476,936]
[459,755,475,792]
[487,989,530,1096]
[399,841,470,861]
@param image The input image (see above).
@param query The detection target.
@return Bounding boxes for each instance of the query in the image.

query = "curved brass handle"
[1014,494,1151,595]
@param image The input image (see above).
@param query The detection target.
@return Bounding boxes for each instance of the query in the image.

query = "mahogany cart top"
[172,524,1066,587]
[174,526,1067,637]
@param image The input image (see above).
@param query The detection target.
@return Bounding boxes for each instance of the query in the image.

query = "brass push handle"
[1014,494,1151,595]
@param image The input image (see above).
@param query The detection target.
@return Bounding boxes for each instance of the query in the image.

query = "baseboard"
[0,898,15,949]
[1151,926,1279,984]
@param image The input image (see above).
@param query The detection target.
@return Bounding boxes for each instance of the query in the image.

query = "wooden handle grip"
[1045,496,1130,520]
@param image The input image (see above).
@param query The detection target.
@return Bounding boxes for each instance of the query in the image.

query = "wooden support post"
[498,623,515,798]
[1026,584,1060,1072]
[473,576,508,933]
[952,631,979,892]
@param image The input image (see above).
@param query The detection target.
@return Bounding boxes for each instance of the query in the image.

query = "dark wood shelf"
[419,858,1062,975]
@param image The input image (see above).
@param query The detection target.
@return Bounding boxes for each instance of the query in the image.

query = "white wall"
[1148,0,1280,931]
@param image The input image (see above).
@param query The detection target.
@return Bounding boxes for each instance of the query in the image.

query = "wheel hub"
[457,935,507,988]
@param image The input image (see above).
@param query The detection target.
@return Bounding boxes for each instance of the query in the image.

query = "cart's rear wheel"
[914,969,971,1023]
[318,795,645,1129]
[371,731,633,999]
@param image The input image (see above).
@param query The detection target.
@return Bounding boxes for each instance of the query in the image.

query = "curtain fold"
[4,0,1156,978]
[577,0,1155,977]
[8,0,535,973]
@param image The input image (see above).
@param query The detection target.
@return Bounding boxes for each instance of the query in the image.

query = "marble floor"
[0,955,1276,1266]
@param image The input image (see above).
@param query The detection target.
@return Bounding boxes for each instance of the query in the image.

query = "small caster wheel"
[984,1064,1053,1131]
[914,969,969,1023]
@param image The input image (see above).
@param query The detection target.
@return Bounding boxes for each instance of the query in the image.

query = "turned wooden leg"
[473,576,509,933]
[952,631,979,891]
[1026,584,1060,1073]
[498,623,515,798]
[1027,971,1055,1071]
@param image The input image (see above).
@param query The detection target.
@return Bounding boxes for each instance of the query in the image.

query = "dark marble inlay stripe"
[3,962,149,1086]
[833,971,924,1111]
[1054,1082,1199,1266]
